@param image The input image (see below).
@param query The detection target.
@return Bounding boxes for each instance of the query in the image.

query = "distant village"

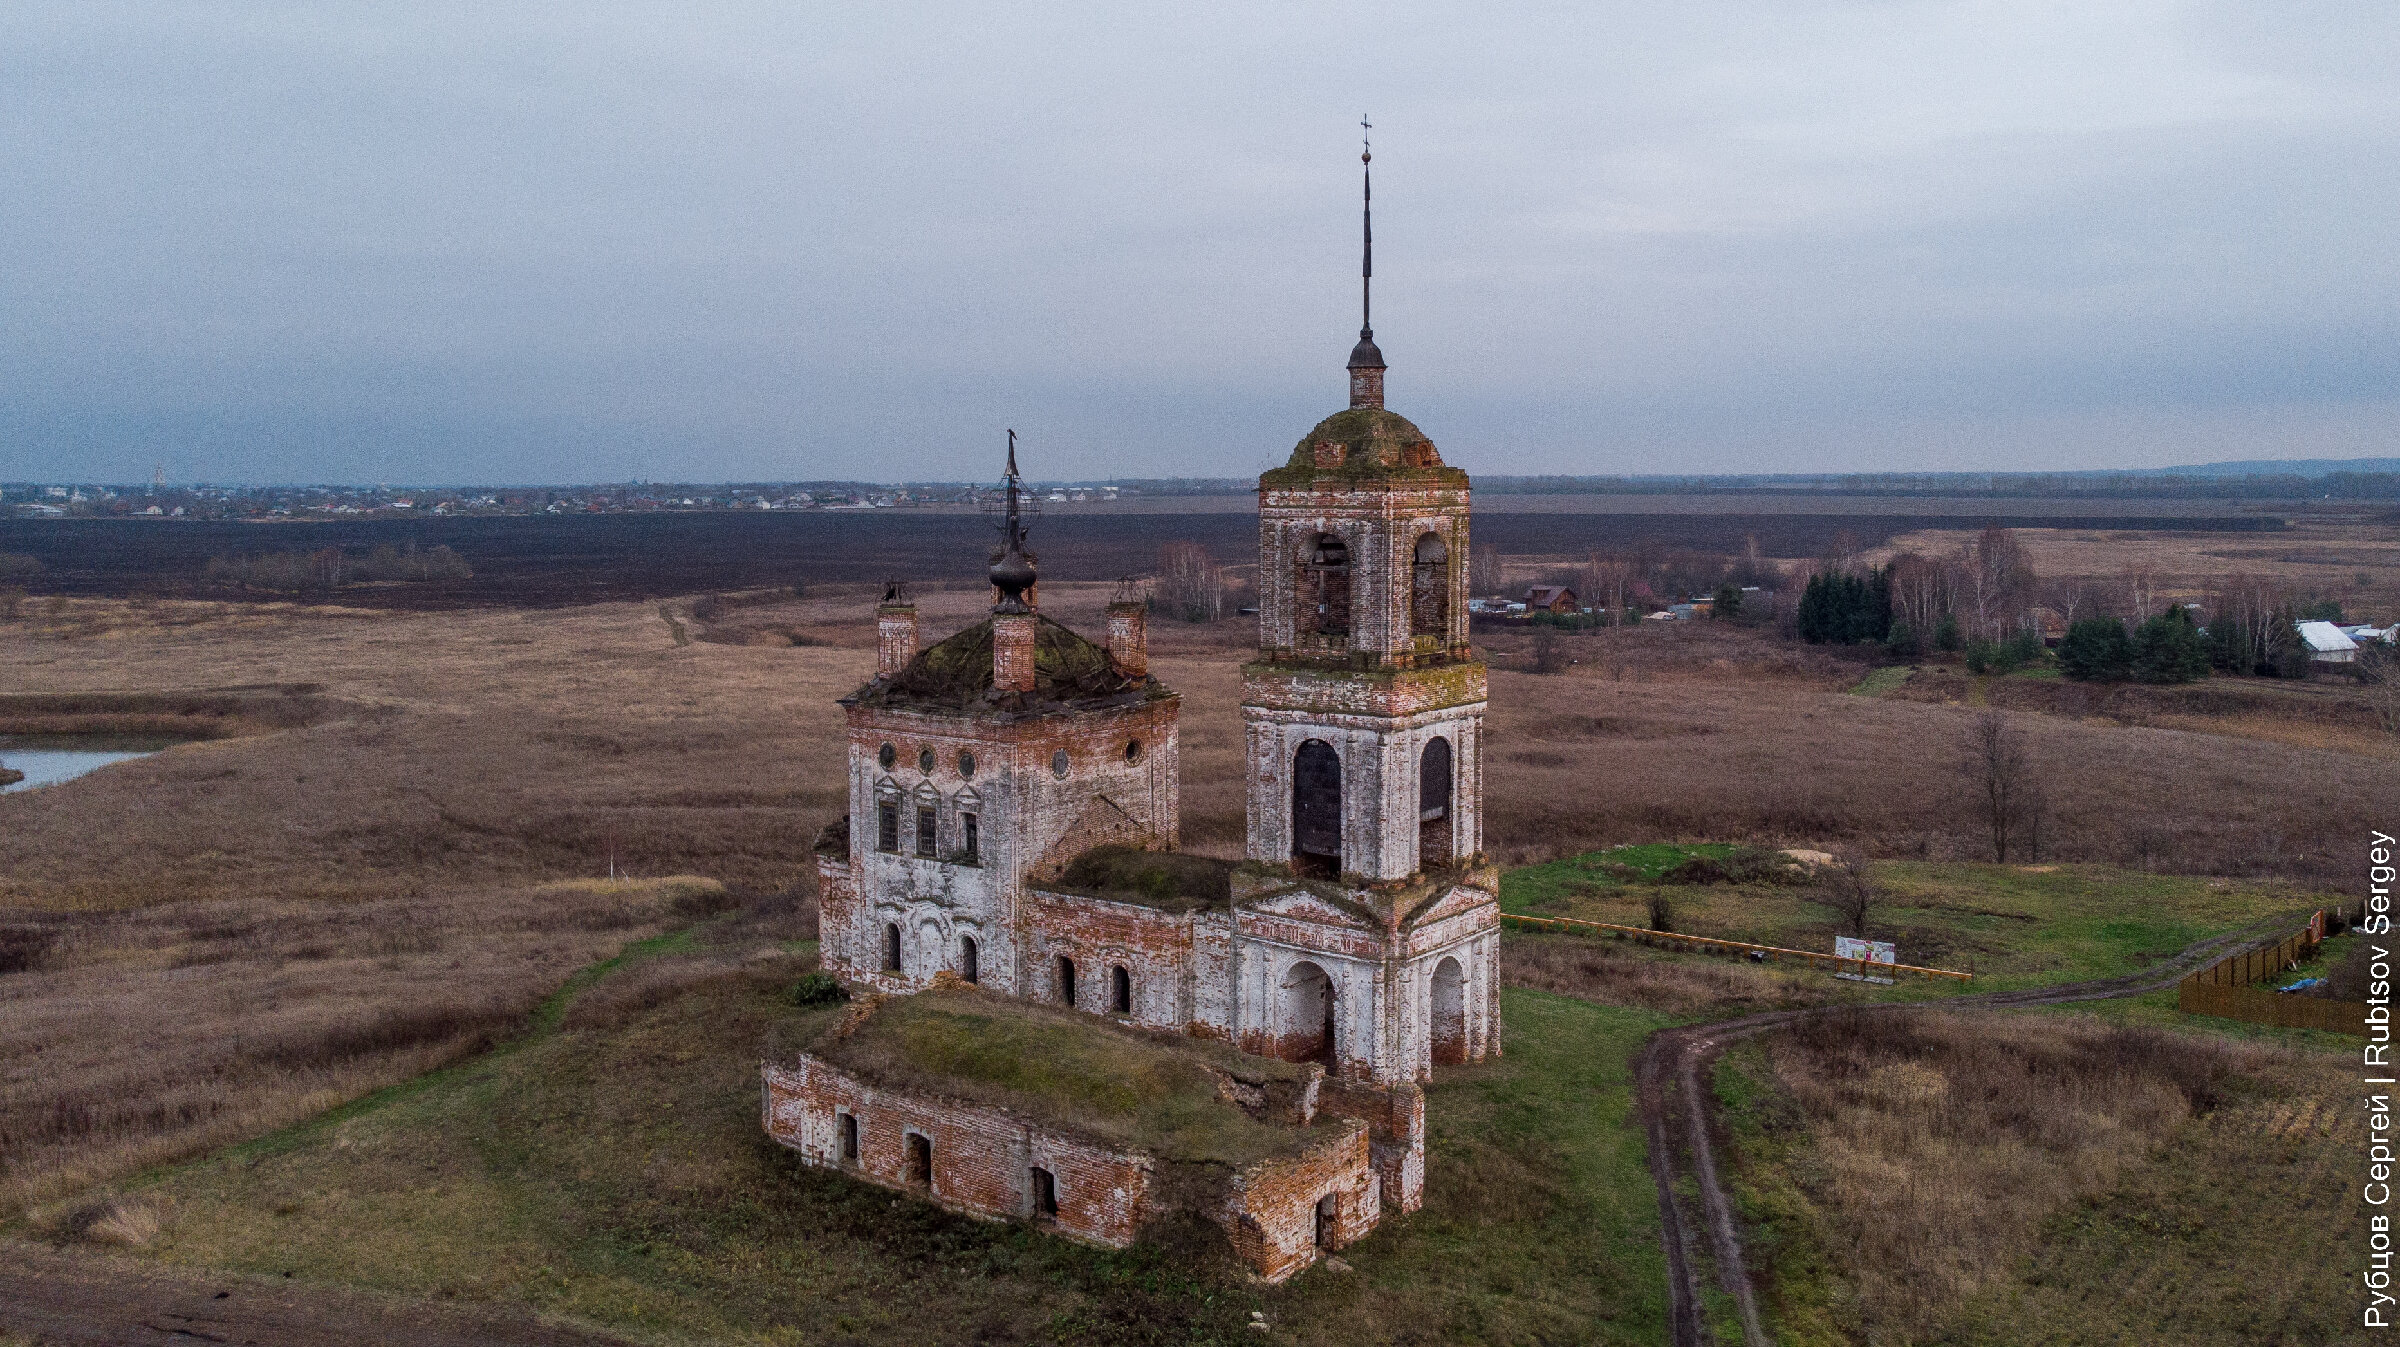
[0,480,1138,521]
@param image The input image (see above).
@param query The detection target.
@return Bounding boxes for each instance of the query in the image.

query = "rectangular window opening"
[1031,1166,1058,1219]
[838,1112,859,1163]
[906,1132,932,1186]
[915,807,937,858]
[876,801,900,853]
[962,813,978,862]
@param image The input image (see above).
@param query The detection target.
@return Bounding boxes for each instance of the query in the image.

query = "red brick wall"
[764,1059,1154,1247]
[1213,1120,1380,1282]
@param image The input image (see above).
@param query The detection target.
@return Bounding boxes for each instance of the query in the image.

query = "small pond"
[0,735,176,793]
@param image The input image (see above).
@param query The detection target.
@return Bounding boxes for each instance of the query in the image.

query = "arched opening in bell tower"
[1410,532,1449,639]
[1430,955,1467,1066]
[1418,736,1453,868]
[1299,533,1352,639]
[1281,960,1336,1066]
[1292,739,1343,878]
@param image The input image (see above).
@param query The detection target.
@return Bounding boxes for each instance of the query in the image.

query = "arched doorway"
[1419,736,1454,868]
[1300,533,1352,638]
[1430,956,1467,1066]
[959,935,979,984]
[881,923,902,973]
[1411,533,1449,638]
[1280,961,1336,1066]
[1057,956,1078,1007]
[1292,739,1342,878]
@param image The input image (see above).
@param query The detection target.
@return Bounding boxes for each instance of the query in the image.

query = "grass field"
[85,946,1674,1347]
[1714,1011,2356,1345]
[1502,847,2324,990]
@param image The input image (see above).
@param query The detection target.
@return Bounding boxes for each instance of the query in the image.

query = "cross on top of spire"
[1347,120,1387,406]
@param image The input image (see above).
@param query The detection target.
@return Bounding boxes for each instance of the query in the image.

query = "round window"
[918,747,935,775]
[878,742,897,770]
[957,749,976,778]
[1124,739,1142,764]
[1051,749,1070,779]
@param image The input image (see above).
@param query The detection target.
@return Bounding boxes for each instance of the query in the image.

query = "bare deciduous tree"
[1155,541,1225,622]
[1586,552,1633,624]
[1827,846,1874,936]
[1469,543,1505,599]
[1961,526,2036,643]
[1966,711,2033,862]
[2358,642,2400,739]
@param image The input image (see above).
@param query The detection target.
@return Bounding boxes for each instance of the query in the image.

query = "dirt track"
[1633,920,2294,1347]
[0,1242,632,1347]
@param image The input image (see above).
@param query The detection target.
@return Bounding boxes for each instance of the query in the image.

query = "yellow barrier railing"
[1500,912,1975,982]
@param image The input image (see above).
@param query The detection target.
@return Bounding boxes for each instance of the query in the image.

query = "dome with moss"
[1259,406,1467,489]
[848,615,1165,714]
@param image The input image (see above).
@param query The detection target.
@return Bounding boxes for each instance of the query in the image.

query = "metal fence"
[2176,903,2368,1036]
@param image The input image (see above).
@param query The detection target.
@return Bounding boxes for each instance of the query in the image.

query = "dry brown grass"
[2,581,2392,1223]
[1739,1010,2300,1343]
[0,876,729,1216]
[1502,930,1835,1017]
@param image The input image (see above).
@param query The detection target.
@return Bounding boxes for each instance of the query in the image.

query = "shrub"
[788,972,848,1007]
[1659,856,1732,885]
[1933,611,1962,652]
[0,553,42,584]
[2132,606,2210,684]
[1645,891,1674,933]
[1883,621,1921,660]
[2058,616,2133,680]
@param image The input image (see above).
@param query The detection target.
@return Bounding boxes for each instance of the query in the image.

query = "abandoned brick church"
[765,152,1500,1281]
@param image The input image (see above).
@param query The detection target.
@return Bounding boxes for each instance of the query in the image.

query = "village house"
[1523,584,1577,614]
[768,154,1501,1280]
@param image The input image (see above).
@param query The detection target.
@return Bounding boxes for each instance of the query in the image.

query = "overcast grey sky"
[3,2,2393,485]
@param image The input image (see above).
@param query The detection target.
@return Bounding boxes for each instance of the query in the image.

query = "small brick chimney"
[876,601,918,676]
[992,611,1038,694]
[1105,600,1148,678]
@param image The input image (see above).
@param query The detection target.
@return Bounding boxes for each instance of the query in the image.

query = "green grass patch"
[1845,665,1914,697]
[1503,853,2323,997]
[1502,843,1741,912]
[117,961,1675,1347]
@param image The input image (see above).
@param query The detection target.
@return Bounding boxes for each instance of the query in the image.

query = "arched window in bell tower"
[1411,532,1449,638]
[1300,533,1352,639]
[1419,736,1454,867]
[1292,739,1343,878]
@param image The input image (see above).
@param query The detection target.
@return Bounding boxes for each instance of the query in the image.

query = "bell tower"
[1243,138,1484,883]
[1226,133,1499,1103]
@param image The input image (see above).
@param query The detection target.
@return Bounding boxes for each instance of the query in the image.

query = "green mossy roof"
[1259,406,1470,489]
[1044,845,1236,913]
[810,985,1326,1167]
[851,615,1167,713]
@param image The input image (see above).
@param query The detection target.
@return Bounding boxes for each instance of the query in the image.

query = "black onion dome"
[1347,332,1386,369]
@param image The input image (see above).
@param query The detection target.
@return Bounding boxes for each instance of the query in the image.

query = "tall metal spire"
[1360,116,1373,339]
[990,429,1037,611]
[1346,118,1388,408]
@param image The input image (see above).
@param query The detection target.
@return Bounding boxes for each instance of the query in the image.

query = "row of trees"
[203,542,473,593]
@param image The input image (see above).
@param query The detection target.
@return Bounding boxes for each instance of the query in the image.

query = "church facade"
[776,152,1500,1277]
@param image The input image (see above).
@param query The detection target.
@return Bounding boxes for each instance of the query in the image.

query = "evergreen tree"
[1885,621,1921,659]
[1712,581,1742,619]
[2132,606,2210,684]
[1934,611,1962,652]
[2058,616,2133,680]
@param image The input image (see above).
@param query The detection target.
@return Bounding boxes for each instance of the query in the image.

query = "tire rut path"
[1635,919,2294,1347]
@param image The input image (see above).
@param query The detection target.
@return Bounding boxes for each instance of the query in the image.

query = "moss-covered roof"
[1043,845,1236,913]
[807,985,1329,1167]
[848,615,1168,714]
[1260,406,1469,489]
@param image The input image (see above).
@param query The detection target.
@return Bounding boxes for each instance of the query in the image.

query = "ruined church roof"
[845,614,1169,715]
[803,984,1335,1167]
[1260,406,1469,489]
